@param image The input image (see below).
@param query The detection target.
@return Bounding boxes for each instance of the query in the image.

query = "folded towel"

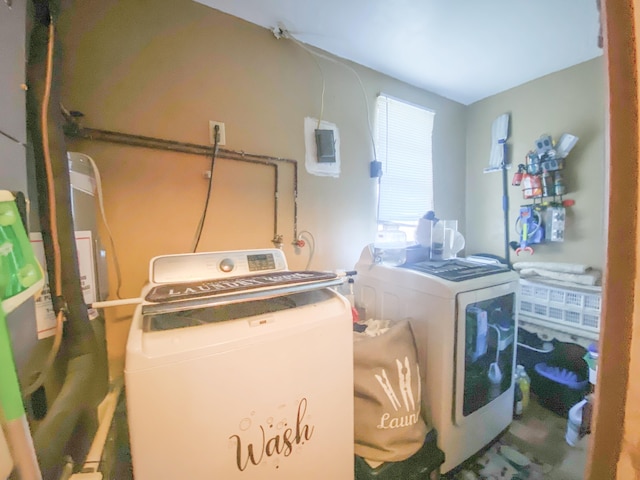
[521,275,603,292]
[513,262,591,274]
[518,268,601,286]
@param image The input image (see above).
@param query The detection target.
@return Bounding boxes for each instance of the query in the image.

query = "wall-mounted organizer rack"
[511,133,578,254]
[516,133,578,203]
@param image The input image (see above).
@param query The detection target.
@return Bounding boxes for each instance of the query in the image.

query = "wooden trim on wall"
[586,0,638,478]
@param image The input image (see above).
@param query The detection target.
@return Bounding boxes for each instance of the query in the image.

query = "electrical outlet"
[209,121,226,146]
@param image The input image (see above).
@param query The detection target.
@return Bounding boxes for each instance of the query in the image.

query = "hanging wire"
[284,30,383,227]
[287,35,325,128]
[284,32,377,161]
[191,125,220,252]
[84,154,123,298]
[297,230,316,270]
[288,36,326,129]
[376,97,390,224]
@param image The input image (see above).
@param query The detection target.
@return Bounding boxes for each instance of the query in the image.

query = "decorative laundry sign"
[228,397,315,472]
[353,319,429,463]
[375,356,422,430]
[145,270,338,303]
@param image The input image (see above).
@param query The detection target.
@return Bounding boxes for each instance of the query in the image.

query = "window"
[375,94,435,227]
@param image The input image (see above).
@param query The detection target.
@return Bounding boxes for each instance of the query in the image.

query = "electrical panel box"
[315,129,336,163]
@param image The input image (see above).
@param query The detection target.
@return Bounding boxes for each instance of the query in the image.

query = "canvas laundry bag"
[353,319,429,463]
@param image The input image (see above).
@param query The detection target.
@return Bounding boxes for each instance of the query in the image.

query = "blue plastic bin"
[530,342,589,416]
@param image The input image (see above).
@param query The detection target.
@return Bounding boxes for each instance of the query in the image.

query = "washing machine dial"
[219,258,235,273]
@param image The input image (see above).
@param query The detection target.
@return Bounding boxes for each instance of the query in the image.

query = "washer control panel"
[150,249,288,284]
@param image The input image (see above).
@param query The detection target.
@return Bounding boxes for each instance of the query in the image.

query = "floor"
[504,396,589,480]
[446,395,589,480]
[103,394,134,480]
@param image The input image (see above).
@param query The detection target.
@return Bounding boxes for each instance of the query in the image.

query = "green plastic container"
[0,191,43,313]
[0,190,44,420]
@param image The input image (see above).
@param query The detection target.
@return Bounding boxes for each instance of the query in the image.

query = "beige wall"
[465,58,606,269]
[57,0,467,373]
[58,2,606,379]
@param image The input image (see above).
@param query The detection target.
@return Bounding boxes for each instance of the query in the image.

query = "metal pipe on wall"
[219,149,299,242]
[62,121,299,244]
[273,166,279,241]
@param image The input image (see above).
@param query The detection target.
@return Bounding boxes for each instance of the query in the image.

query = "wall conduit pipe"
[273,165,279,241]
[62,121,299,243]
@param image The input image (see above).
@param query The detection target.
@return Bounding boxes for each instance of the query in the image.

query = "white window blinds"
[375,94,435,224]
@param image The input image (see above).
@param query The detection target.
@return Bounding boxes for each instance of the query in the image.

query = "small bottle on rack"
[542,169,554,197]
[554,171,566,196]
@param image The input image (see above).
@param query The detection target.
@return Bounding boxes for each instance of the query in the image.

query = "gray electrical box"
[315,129,336,163]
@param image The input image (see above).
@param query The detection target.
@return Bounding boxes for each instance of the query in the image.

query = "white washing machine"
[354,246,519,474]
[125,249,354,479]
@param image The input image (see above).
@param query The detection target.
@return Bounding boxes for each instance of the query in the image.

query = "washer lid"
[401,259,510,282]
[142,270,342,315]
[143,288,335,332]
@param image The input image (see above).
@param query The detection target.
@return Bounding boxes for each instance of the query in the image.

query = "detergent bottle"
[373,228,407,266]
[513,380,523,419]
[516,365,531,411]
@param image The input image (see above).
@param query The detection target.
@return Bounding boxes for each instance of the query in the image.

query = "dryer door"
[454,282,517,425]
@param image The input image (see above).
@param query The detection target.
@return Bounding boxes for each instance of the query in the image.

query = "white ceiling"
[194,0,602,105]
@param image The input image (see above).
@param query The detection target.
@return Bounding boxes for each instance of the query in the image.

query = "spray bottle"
[337,270,359,322]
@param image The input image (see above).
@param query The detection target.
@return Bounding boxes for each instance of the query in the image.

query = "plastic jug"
[566,399,588,446]
[430,220,465,260]
[373,229,407,266]
[586,343,598,385]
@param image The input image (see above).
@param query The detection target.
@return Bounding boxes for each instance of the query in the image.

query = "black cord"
[192,127,219,252]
